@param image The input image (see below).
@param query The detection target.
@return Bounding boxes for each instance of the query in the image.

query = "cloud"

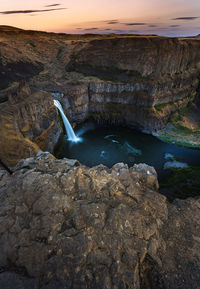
[169,25,180,27]
[105,28,112,31]
[107,21,119,24]
[76,28,82,30]
[104,19,118,22]
[148,25,157,27]
[0,8,66,15]
[45,3,61,7]
[84,28,99,31]
[124,22,146,26]
[172,17,199,20]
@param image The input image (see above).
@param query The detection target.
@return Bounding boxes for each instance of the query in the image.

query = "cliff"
[0,83,61,167]
[63,37,200,131]
[0,27,200,289]
[0,27,200,136]
[0,152,199,289]
[51,78,196,132]
[77,37,200,76]
[0,26,200,164]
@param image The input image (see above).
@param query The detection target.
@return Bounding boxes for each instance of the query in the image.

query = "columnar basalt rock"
[0,26,200,289]
[56,77,196,132]
[0,152,199,289]
[77,37,200,76]
[0,27,200,155]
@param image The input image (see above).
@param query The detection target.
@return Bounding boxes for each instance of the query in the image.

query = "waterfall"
[53,99,80,143]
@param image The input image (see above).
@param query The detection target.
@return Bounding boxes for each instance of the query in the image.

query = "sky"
[0,0,200,36]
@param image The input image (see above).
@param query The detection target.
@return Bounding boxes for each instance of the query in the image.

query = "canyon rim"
[0,22,200,289]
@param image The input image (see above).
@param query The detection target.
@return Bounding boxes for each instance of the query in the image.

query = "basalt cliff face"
[0,82,61,167]
[0,152,199,289]
[77,37,200,76]
[63,37,200,130]
[0,27,200,135]
[0,27,200,289]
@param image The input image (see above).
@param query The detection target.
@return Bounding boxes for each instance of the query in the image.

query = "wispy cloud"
[104,19,118,22]
[169,25,180,27]
[45,4,61,7]
[148,24,157,27]
[124,22,146,26]
[0,8,66,15]
[107,21,119,24]
[172,17,199,20]
[84,28,99,31]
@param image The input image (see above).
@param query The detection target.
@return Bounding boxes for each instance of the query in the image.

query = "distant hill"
[0,25,23,31]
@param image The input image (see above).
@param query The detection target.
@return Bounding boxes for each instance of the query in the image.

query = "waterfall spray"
[54,99,80,143]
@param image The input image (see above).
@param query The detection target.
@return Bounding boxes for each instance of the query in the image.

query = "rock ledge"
[0,152,199,289]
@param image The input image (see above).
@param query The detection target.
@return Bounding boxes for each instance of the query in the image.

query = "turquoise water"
[58,123,200,180]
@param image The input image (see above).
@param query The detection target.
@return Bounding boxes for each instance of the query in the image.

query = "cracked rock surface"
[0,152,199,289]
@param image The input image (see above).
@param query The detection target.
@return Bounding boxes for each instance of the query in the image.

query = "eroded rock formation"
[0,83,61,167]
[1,27,200,132]
[0,152,199,289]
[0,26,200,289]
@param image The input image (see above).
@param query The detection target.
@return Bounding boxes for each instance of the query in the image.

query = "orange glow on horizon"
[0,0,200,36]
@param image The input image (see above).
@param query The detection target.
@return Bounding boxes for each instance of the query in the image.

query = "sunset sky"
[0,0,200,36]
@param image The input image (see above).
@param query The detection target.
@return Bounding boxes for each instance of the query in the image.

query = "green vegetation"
[155,94,200,149]
[169,101,193,122]
[112,112,121,118]
[154,103,169,112]
[158,133,200,149]
[154,96,192,114]
[88,112,101,120]
[63,72,85,80]
[172,124,194,135]
[160,166,200,202]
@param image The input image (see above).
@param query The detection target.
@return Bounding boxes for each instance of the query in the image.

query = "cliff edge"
[0,152,199,289]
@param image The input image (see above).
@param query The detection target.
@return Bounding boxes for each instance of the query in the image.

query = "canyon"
[0,26,200,166]
[0,26,200,288]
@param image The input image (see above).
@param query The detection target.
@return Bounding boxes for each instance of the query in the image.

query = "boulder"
[0,153,199,288]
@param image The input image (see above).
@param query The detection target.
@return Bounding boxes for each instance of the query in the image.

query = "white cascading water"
[53,99,80,143]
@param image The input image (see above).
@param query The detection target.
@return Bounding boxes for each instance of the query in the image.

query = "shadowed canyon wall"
[0,28,200,289]
[0,27,200,165]
[0,83,61,167]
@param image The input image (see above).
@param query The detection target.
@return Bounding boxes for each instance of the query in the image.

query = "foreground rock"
[0,152,199,289]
